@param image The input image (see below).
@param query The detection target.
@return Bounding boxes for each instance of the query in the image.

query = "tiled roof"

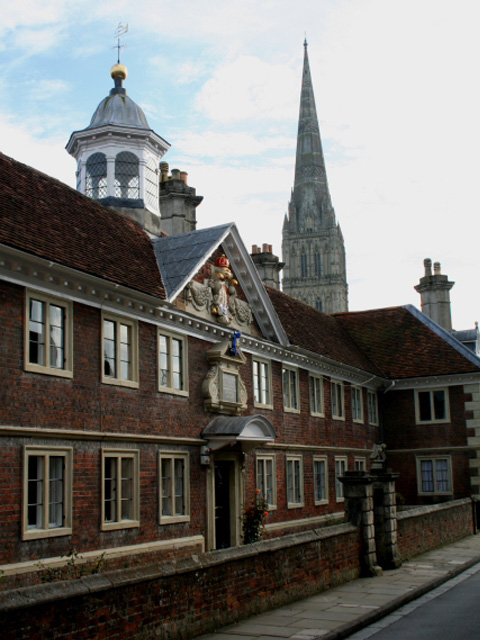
[153,224,232,298]
[0,152,165,299]
[334,306,480,378]
[266,286,383,375]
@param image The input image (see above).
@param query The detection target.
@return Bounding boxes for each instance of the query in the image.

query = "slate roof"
[266,286,383,375]
[0,152,165,299]
[334,306,480,379]
[153,224,232,299]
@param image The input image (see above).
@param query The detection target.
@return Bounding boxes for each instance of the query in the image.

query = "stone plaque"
[222,372,238,403]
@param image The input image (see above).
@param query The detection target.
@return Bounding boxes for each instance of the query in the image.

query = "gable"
[153,223,288,345]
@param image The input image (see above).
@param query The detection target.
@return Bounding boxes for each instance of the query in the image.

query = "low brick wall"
[397,498,474,561]
[0,523,361,640]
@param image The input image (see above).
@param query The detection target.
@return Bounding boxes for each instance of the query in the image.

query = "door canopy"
[202,414,276,452]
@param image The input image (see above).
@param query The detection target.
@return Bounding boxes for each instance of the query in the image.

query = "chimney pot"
[180,171,188,185]
[171,168,181,180]
[434,262,441,275]
[424,258,432,276]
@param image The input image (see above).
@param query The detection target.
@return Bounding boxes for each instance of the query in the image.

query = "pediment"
[152,223,288,345]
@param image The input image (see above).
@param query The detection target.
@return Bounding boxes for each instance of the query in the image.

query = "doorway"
[214,461,233,549]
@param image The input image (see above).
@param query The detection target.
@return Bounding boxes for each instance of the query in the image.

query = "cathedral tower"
[282,41,348,313]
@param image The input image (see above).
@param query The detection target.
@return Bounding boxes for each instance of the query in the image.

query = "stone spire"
[282,41,348,314]
[293,38,333,214]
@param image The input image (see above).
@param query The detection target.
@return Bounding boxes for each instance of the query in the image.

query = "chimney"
[250,244,285,289]
[159,167,203,236]
[414,258,454,331]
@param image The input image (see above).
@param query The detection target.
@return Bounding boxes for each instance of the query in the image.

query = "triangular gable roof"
[266,285,383,375]
[334,305,480,379]
[153,223,288,345]
[0,152,165,299]
[153,224,232,298]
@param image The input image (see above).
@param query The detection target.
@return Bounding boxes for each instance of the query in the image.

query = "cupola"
[66,63,170,236]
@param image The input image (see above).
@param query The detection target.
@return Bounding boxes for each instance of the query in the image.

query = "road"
[348,564,480,639]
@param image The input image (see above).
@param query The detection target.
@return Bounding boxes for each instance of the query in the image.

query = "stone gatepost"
[371,470,401,570]
[341,472,382,577]
[341,469,401,576]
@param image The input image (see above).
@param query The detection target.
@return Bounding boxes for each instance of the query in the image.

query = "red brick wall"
[0,524,362,640]
[397,498,474,560]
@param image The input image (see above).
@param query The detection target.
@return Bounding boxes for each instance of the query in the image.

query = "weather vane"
[113,23,129,64]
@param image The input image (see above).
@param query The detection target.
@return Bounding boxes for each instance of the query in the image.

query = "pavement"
[197,534,480,640]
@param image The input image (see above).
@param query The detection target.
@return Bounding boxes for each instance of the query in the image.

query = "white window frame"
[159,452,190,524]
[309,374,324,417]
[367,391,379,426]
[25,291,73,378]
[331,380,345,420]
[415,389,450,424]
[335,456,348,502]
[252,358,273,409]
[23,446,73,540]
[286,455,304,508]
[416,456,453,495]
[158,330,188,396]
[102,312,139,388]
[101,449,140,531]
[313,456,328,505]
[351,386,364,423]
[256,454,277,510]
[282,366,300,413]
[354,457,366,472]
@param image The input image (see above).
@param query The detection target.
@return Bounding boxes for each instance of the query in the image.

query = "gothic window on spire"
[85,153,107,199]
[115,152,140,199]
[314,252,322,276]
[145,157,158,210]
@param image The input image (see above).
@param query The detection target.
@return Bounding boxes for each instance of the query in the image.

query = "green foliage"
[242,490,269,544]
[37,548,106,583]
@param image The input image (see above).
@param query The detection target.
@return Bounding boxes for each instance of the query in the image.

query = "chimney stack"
[414,258,454,331]
[250,244,285,289]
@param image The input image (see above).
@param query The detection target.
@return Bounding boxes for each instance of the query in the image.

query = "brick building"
[1,56,480,584]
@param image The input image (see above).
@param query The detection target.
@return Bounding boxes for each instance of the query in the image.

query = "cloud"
[195,56,299,123]
[175,130,295,159]
[0,115,75,188]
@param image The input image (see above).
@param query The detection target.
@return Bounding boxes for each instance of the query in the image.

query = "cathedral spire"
[293,40,331,203]
[281,41,348,314]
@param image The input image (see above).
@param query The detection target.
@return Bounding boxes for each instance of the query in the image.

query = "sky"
[1,0,479,330]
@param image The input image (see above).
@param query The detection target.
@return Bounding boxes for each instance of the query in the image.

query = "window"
[315,299,323,312]
[85,152,107,199]
[25,291,73,378]
[256,455,276,509]
[313,456,328,505]
[282,366,299,412]
[367,391,379,426]
[159,452,190,523]
[335,457,347,501]
[417,457,452,495]
[286,456,304,508]
[252,359,272,408]
[114,151,139,199]
[351,387,364,423]
[23,447,72,540]
[300,253,308,277]
[309,374,324,416]
[314,252,322,276]
[415,389,449,423]
[102,313,138,388]
[102,450,139,530]
[158,331,188,396]
[145,156,159,210]
[331,381,344,420]
[354,457,366,472]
